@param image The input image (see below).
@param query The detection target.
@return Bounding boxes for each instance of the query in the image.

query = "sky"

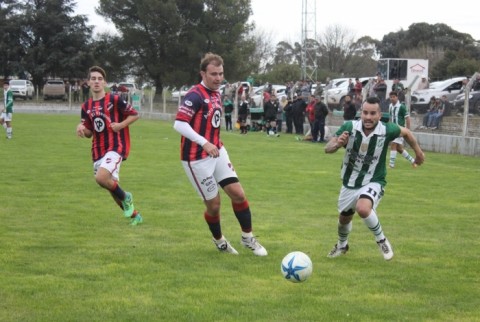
[75,0,480,42]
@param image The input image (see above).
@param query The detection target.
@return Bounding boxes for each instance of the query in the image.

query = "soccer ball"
[280,251,313,283]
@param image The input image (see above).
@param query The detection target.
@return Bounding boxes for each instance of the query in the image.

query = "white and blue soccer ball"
[281,251,313,283]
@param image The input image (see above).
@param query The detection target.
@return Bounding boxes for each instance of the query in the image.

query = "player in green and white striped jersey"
[325,96,424,260]
[388,91,416,168]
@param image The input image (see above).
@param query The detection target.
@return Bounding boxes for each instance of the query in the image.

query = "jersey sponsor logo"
[211,109,221,128]
[94,117,106,132]
[185,100,193,106]
[204,99,210,104]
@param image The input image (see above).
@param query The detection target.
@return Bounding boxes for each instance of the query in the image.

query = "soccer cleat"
[389,164,395,168]
[130,213,143,226]
[213,237,239,255]
[377,238,394,260]
[241,236,268,256]
[327,243,349,258]
[122,192,135,218]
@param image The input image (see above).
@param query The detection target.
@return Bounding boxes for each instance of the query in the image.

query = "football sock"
[402,150,415,164]
[389,151,397,166]
[6,127,12,138]
[130,210,139,218]
[363,210,385,242]
[337,221,352,248]
[204,212,222,240]
[110,181,126,201]
[232,200,252,233]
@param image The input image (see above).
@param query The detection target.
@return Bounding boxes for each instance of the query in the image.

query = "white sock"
[362,210,385,242]
[242,232,253,239]
[6,127,12,137]
[389,150,397,165]
[337,221,352,248]
[402,150,415,164]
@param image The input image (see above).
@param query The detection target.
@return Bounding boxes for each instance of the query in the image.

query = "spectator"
[347,79,355,97]
[305,95,317,136]
[238,95,249,134]
[342,94,356,122]
[373,76,387,108]
[392,78,405,102]
[354,78,362,98]
[263,94,279,136]
[283,97,294,134]
[420,96,438,129]
[428,98,444,129]
[223,96,234,131]
[292,95,307,134]
[312,97,329,142]
[81,80,90,101]
[417,77,429,90]
[277,96,287,133]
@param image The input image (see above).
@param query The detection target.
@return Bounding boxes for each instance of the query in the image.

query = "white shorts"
[392,137,404,145]
[181,147,238,201]
[0,112,12,122]
[93,151,122,181]
[337,182,384,213]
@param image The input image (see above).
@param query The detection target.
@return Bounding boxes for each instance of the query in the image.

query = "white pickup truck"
[118,82,141,97]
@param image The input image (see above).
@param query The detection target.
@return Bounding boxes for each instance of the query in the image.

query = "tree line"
[2,0,479,94]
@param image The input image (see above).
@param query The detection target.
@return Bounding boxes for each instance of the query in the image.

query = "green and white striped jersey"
[389,101,408,126]
[335,120,401,189]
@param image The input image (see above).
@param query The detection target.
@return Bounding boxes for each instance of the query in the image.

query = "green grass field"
[1,113,479,322]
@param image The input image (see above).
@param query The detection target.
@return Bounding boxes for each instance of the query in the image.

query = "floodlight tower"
[301,0,317,81]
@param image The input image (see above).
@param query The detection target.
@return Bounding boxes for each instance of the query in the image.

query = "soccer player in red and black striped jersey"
[174,53,267,256]
[76,66,142,225]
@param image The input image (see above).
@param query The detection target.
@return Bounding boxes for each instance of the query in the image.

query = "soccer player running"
[325,96,424,260]
[76,66,142,225]
[388,91,416,168]
[173,53,267,256]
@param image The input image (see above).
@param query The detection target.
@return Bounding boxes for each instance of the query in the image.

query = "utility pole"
[301,0,317,81]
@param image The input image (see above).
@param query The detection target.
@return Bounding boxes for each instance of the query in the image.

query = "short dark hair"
[200,53,223,72]
[366,96,380,104]
[389,91,398,97]
[88,66,106,80]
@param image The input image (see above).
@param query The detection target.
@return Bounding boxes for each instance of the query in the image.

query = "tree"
[0,0,24,79]
[19,0,93,89]
[97,0,255,94]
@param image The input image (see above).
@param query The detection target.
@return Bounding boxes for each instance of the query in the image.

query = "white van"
[9,79,35,100]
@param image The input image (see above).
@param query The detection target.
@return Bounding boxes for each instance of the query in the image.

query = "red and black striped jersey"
[80,93,138,162]
[175,84,223,161]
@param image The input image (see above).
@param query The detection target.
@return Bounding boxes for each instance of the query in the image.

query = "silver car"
[9,79,35,100]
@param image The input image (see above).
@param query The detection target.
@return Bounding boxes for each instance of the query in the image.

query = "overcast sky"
[75,0,480,42]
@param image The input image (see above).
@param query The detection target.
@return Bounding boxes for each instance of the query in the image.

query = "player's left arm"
[400,126,425,165]
[110,114,139,132]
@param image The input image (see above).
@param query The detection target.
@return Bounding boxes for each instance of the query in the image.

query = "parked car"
[118,82,141,96]
[453,91,480,115]
[411,77,466,113]
[326,77,372,108]
[250,84,287,106]
[9,79,35,100]
[171,85,193,101]
[43,79,66,100]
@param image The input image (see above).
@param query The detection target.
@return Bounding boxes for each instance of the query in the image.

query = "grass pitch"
[0,113,479,321]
